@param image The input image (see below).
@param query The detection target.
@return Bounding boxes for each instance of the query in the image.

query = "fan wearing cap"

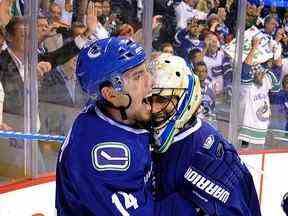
[149,53,261,216]
[56,37,154,216]
[238,37,282,148]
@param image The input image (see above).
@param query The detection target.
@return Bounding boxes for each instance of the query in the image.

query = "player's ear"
[101,86,117,102]
[101,86,129,107]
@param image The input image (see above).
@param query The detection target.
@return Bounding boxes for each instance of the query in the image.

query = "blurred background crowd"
[0,0,288,181]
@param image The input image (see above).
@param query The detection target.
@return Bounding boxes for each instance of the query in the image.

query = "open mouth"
[142,93,152,111]
[142,93,152,104]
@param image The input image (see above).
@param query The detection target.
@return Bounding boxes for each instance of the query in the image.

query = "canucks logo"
[203,135,214,150]
[92,142,130,171]
[88,43,101,58]
[256,101,270,122]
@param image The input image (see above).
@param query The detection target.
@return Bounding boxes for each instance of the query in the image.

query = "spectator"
[246,1,263,29]
[39,55,87,137]
[269,74,288,131]
[72,0,89,24]
[110,0,139,25]
[45,16,94,52]
[99,0,119,35]
[216,7,230,42]
[262,15,278,38]
[263,5,281,25]
[194,61,208,85]
[136,15,172,46]
[188,47,204,69]
[0,17,51,129]
[36,16,90,68]
[88,0,103,17]
[0,0,14,26]
[154,0,178,18]
[207,14,223,39]
[102,0,111,17]
[115,23,134,37]
[45,3,69,52]
[283,12,288,33]
[153,1,178,46]
[281,29,288,77]
[175,0,207,29]
[203,32,233,95]
[152,15,171,49]
[174,18,204,62]
[39,56,86,108]
[161,42,174,55]
[0,16,90,128]
[196,0,214,13]
[52,0,73,25]
[99,0,111,23]
[238,37,281,148]
[72,0,106,24]
[194,61,216,125]
[71,21,86,37]
[49,2,70,27]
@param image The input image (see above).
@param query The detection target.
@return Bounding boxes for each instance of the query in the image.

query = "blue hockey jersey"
[270,89,288,131]
[174,28,205,63]
[153,118,261,216]
[56,105,154,216]
[154,192,197,216]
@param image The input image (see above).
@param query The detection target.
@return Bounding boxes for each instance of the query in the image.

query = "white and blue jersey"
[56,105,153,216]
[198,80,216,126]
[153,118,261,216]
[203,50,233,95]
[239,63,282,144]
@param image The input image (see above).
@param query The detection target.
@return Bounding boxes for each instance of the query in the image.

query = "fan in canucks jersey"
[56,37,154,216]
[148,53,261,215]
[238,37,282,147]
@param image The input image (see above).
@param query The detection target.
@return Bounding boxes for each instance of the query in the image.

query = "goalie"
[149,53,261,215]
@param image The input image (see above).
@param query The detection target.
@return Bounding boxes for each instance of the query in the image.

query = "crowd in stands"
[151,0,288,148]
[0,0,287,150]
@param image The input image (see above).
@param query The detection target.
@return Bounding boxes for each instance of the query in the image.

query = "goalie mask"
[148,53,202,153]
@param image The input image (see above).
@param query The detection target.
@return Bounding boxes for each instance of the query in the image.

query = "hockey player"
[56,37,154,216]
[149,53,261,215]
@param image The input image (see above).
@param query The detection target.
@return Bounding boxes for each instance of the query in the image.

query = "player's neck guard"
[153,75,195,153]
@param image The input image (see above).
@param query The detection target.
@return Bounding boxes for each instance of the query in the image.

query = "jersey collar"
[172,117,202,143]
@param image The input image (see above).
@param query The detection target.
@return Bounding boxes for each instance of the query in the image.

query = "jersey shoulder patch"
[196,123,232,159]
[92,142,131,171]
[202,135,215,150]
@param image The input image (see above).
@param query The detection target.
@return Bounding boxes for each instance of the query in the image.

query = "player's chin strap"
[111,75,132,120]
[118,93,132,120]
[97,93,132,120]
[154,75,195,153]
